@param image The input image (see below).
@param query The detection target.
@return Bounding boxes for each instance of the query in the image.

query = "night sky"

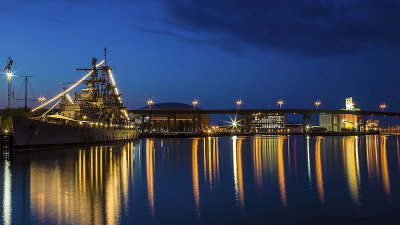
[0,0,399,110]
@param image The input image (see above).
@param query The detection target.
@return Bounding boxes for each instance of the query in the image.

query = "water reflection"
[192,138,200,217]
[203,137,220,191]
[277,136,287,207]
[146,139,155,216]
[314,137,324,204]
[232,136,245,208]
[379,136,391,200]
[306,136,312,187]
[252,137,263,191]
[366,135,392,200]
[251,136,287,207]
[2,136,400,225]
[342,136,360,206]
[2,161,12,225]
[29,142,134,225]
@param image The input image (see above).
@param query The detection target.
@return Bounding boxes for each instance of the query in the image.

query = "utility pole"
[20,76,32,111]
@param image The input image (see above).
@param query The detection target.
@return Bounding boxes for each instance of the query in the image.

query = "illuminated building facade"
[366,119,379,132]
[249,113,286,132]
[319,97,364,132]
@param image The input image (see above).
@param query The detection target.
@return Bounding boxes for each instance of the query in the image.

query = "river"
[1,135,399,224]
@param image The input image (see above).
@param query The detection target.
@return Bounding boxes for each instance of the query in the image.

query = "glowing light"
[277,100,285,109]
[192,99,199,109]
[146,99,155,109]
[4,71,14,81]
[379,103,388,111]
[37,96,47,104]
[314,100,322,109]
[66,94,74,104]
[32,60,105,112]
[235,99,243,108]
[2,161,12,225]
[122,109,129,119]
[42,99,61,117]
[108,70,121,102]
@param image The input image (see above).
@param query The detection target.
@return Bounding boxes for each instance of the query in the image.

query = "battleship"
[9,50,137,150]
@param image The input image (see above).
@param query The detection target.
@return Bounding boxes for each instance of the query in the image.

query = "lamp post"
[146,99,155,109]
[3,57,14,109]
[379,103,388,111]
[6,71,13,108]
[235,99,243,109]
[314,100,322,109]
[277,99,284,109]
[192,99,199,110]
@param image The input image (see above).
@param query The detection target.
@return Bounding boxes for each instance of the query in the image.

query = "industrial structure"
[319,97,365,132]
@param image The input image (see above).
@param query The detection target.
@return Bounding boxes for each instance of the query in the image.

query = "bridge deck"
[128,109,400,117]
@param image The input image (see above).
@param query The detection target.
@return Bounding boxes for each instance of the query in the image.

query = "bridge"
[128,108,400,136]
[129,108,400,117]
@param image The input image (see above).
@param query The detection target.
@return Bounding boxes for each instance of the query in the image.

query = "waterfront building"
[134,102,209,132]
[366,119,379,132]
[248,113,287,133]
[319,97,363,132]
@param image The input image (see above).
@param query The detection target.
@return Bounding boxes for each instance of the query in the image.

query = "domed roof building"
[136,102,208,133]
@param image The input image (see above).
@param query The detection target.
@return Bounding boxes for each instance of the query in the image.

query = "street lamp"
[379,103,388,111]
[5,71,13,81]
[146,99,155,109]
[192,99,199,110]
[277,99,284,109]
[4,70,14,108]
[235,99,243,109]
[314,100,322,109]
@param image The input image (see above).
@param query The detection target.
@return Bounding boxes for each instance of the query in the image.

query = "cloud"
[162,0,400,56]
[136,26,246,54]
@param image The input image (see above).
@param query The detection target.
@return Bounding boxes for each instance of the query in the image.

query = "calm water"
[1,136,400,225]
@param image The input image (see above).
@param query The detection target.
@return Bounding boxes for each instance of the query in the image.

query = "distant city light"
[277,100,285,109]
[379,103,388,111]
[192,99,199,109]
[314,100,322,109]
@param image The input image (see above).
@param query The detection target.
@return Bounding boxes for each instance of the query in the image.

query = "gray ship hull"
[13,116,138,150]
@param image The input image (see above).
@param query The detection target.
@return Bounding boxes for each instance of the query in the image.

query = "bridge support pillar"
[174,113,177,132]
[141,114,145,132]
[303,113,312,134]
[192,114,195,132]
[357,115,366,133]
[198,114,202,132]
[167,114,171,132]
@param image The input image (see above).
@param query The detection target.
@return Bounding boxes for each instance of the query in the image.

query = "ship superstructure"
[57,56,128,126]
[12,51,137,149]
[31,50,131,127]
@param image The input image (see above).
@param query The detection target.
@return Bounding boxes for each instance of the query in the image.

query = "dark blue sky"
[0,0,399,110]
